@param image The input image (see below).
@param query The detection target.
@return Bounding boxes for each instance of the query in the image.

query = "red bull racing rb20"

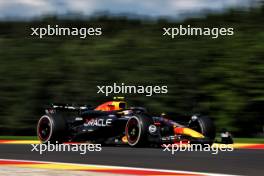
[37,98,216,147]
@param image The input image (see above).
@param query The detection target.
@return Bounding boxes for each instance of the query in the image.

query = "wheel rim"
[37,116,52,142]
[126,117,140,145]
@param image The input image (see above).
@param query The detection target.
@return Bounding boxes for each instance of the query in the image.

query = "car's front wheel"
[188,115,216,144]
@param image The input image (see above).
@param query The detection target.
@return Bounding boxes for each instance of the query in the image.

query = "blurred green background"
[0,6,263,137]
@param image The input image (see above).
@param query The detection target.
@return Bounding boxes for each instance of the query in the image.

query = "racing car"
[37,97,216,147]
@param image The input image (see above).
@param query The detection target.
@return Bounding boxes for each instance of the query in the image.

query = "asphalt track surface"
[0,144,263,176]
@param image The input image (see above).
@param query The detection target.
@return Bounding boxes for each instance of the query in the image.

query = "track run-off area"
[0,140,263,176]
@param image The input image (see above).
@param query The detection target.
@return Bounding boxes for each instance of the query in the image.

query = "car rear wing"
[45,103,93,113]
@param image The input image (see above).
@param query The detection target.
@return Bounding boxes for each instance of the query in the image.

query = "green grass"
[233,138,264,144]
[0,136,38,140]
[215,137,264,144]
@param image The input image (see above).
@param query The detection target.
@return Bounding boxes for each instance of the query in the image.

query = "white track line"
[0,158,240,176]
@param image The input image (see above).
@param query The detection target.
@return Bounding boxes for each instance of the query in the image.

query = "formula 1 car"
[37,97,216,147]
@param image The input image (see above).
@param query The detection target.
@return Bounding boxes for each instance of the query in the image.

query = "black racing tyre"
[37,114,67,144]
[189,116,216,141]
[125,114,154,147]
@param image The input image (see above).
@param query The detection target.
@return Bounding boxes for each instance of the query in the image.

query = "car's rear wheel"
[125,114,154,147]
[37,114,67,143]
